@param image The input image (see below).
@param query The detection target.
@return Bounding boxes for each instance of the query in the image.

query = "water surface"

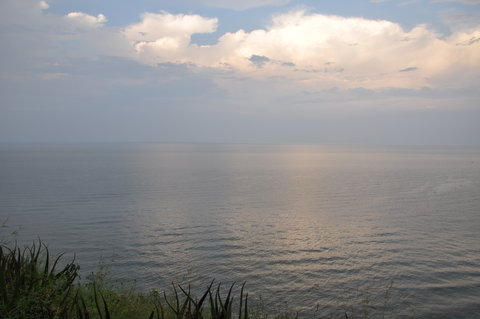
[1,144,479,317]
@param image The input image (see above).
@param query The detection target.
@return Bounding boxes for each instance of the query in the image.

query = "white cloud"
[39,1,49,10]
[65,12,107,29]
[124,11,217,41]
[123,12,217,62]
[126,10,480,89]
[2,2,479,91]
[1,1,479,144]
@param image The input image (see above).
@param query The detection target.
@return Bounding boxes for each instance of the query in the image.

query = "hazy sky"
[1,0,479,145]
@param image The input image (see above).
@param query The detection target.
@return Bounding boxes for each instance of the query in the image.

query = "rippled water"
[1,144,479,317]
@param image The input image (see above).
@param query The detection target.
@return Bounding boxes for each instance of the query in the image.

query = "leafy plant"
[0,240,79,319]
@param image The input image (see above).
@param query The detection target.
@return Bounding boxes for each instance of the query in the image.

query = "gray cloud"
[2,59,480,145]
[249,55,271,68]
[400,67,418,72]
[456,36,480,46]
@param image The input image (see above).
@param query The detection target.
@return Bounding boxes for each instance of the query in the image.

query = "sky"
[0,0,479,145]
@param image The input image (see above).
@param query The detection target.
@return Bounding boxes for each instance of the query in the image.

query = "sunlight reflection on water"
[1,144,479,318]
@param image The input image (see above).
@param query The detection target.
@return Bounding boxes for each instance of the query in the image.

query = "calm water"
[1,144,479,317]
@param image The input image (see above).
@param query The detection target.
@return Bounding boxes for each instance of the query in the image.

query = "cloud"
[124,11,217,41]
[65,12,107,29]
[124,10,480,90]
[399,67,418,72]
[39,1,49,10]
[456,36,480,45]
[2,2,480,92]
[249,55,271,67]
[2,1,480,145]
[433,0,480,4]
[191,0,292,10]
[0,0,133,82]
[124,12,217,63]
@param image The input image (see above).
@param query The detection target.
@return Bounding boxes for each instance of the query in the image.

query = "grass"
[0,240,265,319]
[0,241,78,318]
[0,240,407,318]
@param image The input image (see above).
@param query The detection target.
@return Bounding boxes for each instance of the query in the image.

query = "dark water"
[1,144,479,318]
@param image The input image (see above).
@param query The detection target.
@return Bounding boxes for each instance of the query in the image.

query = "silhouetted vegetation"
[0,240,285,319]
[1,240,406,318]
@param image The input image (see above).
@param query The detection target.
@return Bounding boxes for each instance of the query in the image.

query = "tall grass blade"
[238,283,245,319]
[93,281,103,319]
[164,290,179,315]
[101,294,111,319]
[155,302,164,319]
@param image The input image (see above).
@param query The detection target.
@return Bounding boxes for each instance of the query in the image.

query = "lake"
[1,144,479,317]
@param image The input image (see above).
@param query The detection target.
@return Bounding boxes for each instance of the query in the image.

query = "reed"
[1,240,399,318]
[0,240,78,318]
[0,241,253,319]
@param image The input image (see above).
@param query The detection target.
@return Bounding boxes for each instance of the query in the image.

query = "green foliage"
[0,239,402,319]
[0,240,252,319]
[0,241,79,319]
[73,279,251,319]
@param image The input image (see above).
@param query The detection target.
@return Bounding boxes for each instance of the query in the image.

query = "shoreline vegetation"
[0,240,296,319]
[0,240,402,319]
